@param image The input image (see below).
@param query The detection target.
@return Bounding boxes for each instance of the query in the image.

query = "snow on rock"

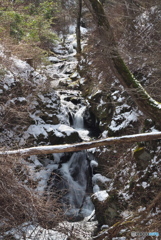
[4,218,97,240]
[109,108,139,133]
[102,130,108,138]
[4,223,68,240]
[92,190,109,202]
[0,70,16,92]
[20,124,80,146]
[141,181,149,189]
[92,173,111,186]
[11,57,34,80]
[93,184,100,193]
[137,206,146,213]
[25,124,76,138]
[90,160,98,168]
[3,71,15,87]
[112,237,126,240]
[48,56,62,63]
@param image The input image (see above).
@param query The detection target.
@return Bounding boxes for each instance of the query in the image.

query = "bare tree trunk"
[76,0,82,54]
[0,132,161,157]
[83,0,161,127]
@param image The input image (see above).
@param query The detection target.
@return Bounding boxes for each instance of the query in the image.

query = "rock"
[48,56,62,63]
[63,62,77,75]
[52,45,68,55]
[63,96,82,105]
[59,79,69,87]
[68,80,80,90]
[88,90,114,131]
[21,124,81,147]
[133,147,151,170]
[92,190,123,227]
[33,92,61,124]
[70,71,79,81]
[48,125,81,144]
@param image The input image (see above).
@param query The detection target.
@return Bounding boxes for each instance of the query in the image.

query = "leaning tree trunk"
[76,0,82,54]
[83,0,161,126]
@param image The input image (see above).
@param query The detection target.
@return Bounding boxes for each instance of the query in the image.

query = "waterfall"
[48,152,94,220]
[73,106,86,129]
[45,92,95,219]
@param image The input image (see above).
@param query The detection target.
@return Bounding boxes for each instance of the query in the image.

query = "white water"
[73,105,86,129]
[48,152,94,219]
[73,105,90,141]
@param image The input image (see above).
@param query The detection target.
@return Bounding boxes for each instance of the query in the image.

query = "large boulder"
[88,90,114,131]
[133,146,151,170]
[20,124,81,147]
[92,190,124,227]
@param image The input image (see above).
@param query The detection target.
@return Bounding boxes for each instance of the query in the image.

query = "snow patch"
[93,190,109,202]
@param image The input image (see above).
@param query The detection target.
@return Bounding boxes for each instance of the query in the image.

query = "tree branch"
[0,132,161,157]
[83,0,161,126]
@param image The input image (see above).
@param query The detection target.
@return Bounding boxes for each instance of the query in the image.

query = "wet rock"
[84,109,100,137]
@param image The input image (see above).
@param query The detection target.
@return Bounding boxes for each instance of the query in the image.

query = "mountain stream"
[45,32,99,222]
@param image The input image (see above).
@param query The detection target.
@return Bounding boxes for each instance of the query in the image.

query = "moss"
[133,146,144,154]
[68,80,80,90]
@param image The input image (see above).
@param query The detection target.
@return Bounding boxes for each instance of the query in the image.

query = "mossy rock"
[68,80,80,90]
[70,71,79,81]
[133,147,151,170]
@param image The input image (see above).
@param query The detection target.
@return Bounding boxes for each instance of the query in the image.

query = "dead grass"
[0,155,64,238]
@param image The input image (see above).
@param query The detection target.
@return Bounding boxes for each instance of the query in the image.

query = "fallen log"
[0,132,161,157]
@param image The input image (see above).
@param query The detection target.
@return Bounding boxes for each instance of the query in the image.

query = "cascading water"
[47,93,96,220]
[48,151,94,220]
[73,105,86,129]
[45,28,98,222]
[73,105,90,141]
